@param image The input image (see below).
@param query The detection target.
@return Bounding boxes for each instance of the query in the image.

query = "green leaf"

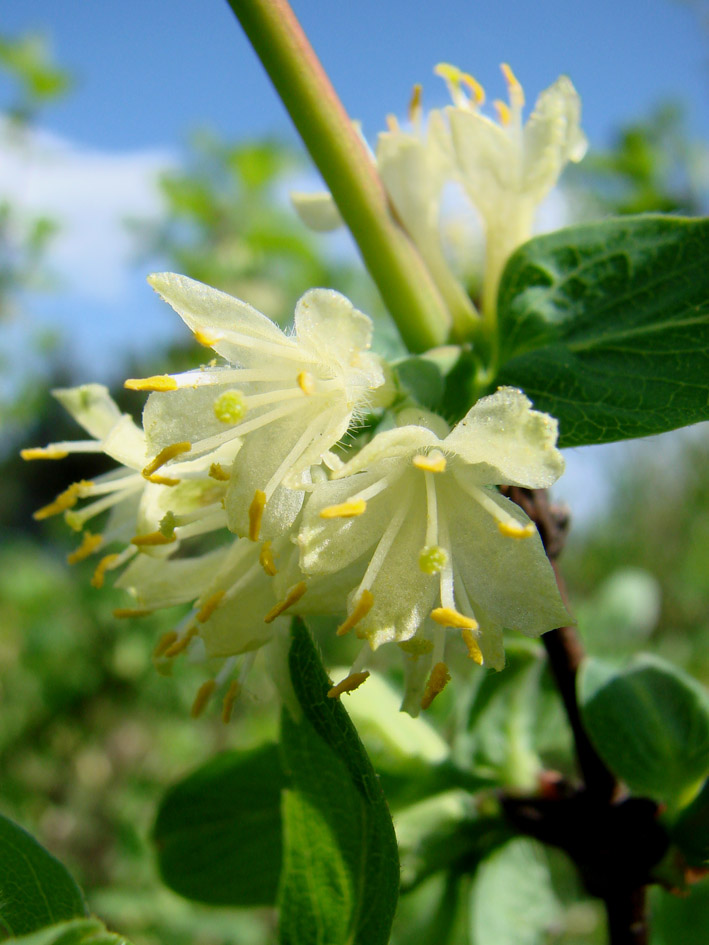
[496,215,709,446]
[278,620,399,945]
[394,356,444,410]
[669,778,709,867]
[0,813,86,939]
[578,654,709,804]
[153,743,284,906]
[650,883,709,945]
[7,918,132,945]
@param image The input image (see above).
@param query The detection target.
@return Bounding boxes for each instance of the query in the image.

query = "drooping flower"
[131,274,389,541]
[296,387,570,711]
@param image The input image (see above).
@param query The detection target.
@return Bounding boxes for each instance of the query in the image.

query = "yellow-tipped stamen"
[67,531,103,565]
[153,631,179,659]
[125,375,177,392]
[164,625,198,657]
[197,590,225,623]
[386,113,399,132]
[319,498,367,519]
[264,581,307,624]
[413,452,447,473]
[131,530,177,547]
[209,462,230,481]
[430,606,478,630]
[408,82,423,123]
[497,521,535,539]
[296,371,315,395]
[421,661,451,710]
[191,679,217,718]
[259,541,277,576]
[221,680,241,724]
[142,441,191,479]
[494,100,511,126]
[460,71,485,105]
[21,446,69,460]
[113,607,152,619]
[91,553,121,588]
[500,62,525,108]
[248,489,267,541]
[33,481,91,520]
[193,328,220,347]
[327,671,370,699]
[461,627,484,665]
[146,473,181,486]
[337,589,374,636]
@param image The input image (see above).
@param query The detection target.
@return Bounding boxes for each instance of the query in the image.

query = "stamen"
[462,627,484,665]
[327,671,370,699]
[430,606,478,630]
[67,531,103,564]
[131,530,177,547]
[494,100,511,126]
[259,541,278,576]
[434,62,475,108]
[413,451,447,473]
[164,625,198,657]
[454,476,535,539]
[320,498,367,519]
[153,631,179,659]
[142,441,191,479]
[20,446,69,460]
[498,521,535,539]
[386,113,399,132]
[262,407,336,499]
[194,328,221,347]
[125,375,178,392]
[358,483,413,593]
[191,679,217,718]
[337,589,374,636]
[197,590,225,623]
[209,462,230,481]
[91,553,121,588]
[408,83,423,124]
[221,680,241,724]
[460,71,485,105]
[500,62,525,108]
[213,390,247,424]
[264,581,307,624]
[421,662,451,710]
[297,371,315,395]
[33,481,90,520]
[248,489,267,541]
[113,607,152,618]
[145,473,180,486]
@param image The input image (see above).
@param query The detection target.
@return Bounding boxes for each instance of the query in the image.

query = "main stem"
[226,0,451,352]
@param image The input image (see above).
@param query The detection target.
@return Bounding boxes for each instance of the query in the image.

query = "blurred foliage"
[0,32,72,122]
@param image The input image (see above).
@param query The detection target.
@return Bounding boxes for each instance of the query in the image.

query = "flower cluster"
[24,271,569,718]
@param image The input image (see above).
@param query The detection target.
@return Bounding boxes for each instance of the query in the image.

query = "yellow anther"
[193,328,220,347]
[497,521,535,539]
[124,375,178,392]
[327,671,370,699]
[462,627,484,665]
[209,462,230,481]
[460,71,485,105]
[113,607,152,619]
[430,606,478,630]
[386,113,399,132]
[408,83,423,123]
[297,371,315,395]
[259,541,278,576]
[434,62,462,84]
[213,389,247,424]
[131,530,177,547]
[20,447,69,460]
[319,498,367,519]
[413,452,447,473]
[142,441,192,479]
[91,553,121,588]
[419,545,448,574]
[153,630,179,659]
[500,62,525,107]
[222,680,241,724]
[248,489,267,541]
[191,679,217,718]
[145,473,180,486]
[399,637,434,656]
[197,590,225,623]
[494,100,511,127]
[421,661,451,710]
[164,625,198,657]
[337,589,374,636]
[264,581,308,624]
[67,531,103,565]
[33,481,89,520]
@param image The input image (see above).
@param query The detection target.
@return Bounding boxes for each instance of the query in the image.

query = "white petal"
[116,547,227,608]
[522,76,587,200]
[53,384,123,440]
[332,424,442,479]
[290,191,343,232]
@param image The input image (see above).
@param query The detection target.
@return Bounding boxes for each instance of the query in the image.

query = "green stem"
[226,0,451,352]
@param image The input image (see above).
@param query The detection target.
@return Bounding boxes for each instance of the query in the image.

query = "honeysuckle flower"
[441,62,587,311]
[296,387,570,712]
[133,274,388,541]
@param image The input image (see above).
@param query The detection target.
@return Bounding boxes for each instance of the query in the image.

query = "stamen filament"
[263,407,335,498]
[358,482,414,593]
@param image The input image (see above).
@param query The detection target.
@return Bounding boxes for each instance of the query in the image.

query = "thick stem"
[605,887,649,945]
[226,0,452,352]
